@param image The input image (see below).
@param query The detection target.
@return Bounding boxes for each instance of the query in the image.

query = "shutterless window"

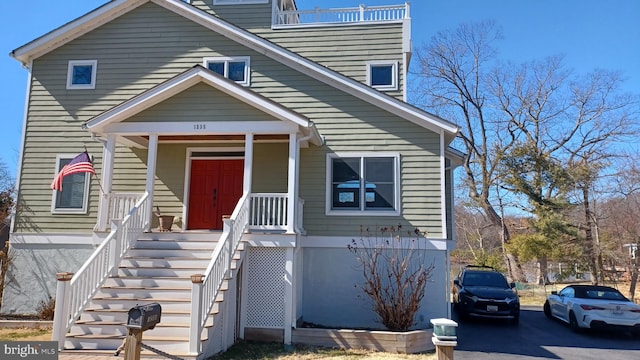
[51,156,90,213]
[203,57,250,85]
[367,61,398,90]
[327,154,400,215]
[66,60,97,89]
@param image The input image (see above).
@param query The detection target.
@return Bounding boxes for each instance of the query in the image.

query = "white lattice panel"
[245,248,286,328]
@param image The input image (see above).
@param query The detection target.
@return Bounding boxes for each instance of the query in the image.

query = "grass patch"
[207,341,435,359]
[0,328,51,340]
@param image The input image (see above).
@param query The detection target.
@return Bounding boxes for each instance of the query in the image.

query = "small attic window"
[367,61,398,91]
[204,57,250,86]
[67,60,97,90]
[214,0,268,4]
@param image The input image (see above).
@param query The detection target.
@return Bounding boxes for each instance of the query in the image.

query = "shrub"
[36,296,55,320]
[348,225,434,331]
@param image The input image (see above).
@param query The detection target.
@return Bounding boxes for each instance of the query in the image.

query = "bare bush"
[348,225,434,331]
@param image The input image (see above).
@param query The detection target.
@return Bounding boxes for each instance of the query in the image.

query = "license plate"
[487,305,498,312]
[611,310,624,316]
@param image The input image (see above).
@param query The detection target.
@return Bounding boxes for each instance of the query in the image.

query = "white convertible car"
[544,285,640,335]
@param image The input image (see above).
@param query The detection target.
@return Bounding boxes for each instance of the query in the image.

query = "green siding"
[192,0,406,99]
[16,2,442,237]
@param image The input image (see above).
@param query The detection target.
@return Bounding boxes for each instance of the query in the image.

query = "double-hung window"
[51,155,91,214]
[327,153,400,216]
[203,57,250,86]
[66,60,97,89]
[366,61,398,91]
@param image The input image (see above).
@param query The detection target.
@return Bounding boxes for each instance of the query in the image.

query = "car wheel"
[543,301,552,319]
[569,311,580,332]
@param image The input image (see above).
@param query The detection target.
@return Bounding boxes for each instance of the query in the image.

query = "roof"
[10,0,460,143]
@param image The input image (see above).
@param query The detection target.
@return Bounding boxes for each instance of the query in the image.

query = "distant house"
[3,0,460,358]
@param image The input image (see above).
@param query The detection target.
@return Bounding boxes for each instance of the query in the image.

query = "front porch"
[100,191,305,235]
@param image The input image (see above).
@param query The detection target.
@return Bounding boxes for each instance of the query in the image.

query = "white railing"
[96,192,145,231]
[189,193,250,355]
[249,193,288,231]
[52,192,151,347]
[273,3,409,28]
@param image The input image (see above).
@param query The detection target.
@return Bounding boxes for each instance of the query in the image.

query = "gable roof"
[11,0,460,143]
[82,64,323,146]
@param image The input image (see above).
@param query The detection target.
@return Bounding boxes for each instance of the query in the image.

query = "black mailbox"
[127,303,162,331]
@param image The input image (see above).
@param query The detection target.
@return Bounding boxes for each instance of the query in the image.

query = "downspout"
[289,124,322,333]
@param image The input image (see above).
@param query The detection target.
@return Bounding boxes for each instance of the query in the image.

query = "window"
[326,153,400,215]
[214,0,268,4]
[66,60,97,89]
[204,57,250,85]
[366,61,398,90]
[51,155,91,213]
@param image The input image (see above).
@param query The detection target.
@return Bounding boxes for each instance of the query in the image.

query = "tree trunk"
[537,256,550,285]
[630,250,638,302]
[483,201,527,282]
[582,186,600,285]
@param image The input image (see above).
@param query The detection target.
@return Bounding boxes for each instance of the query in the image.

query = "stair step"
[126,249,213,258]
[116,268,208,277]
[120,258,211,268]
[133,239,218,250]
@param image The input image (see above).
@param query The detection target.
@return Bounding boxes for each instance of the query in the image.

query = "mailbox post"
[119,303,162,360]
[430,318,458,360]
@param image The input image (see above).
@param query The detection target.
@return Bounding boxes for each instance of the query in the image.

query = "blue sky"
[0,0,638,178]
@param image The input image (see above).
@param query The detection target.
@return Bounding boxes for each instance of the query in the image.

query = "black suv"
[452,265,520,324]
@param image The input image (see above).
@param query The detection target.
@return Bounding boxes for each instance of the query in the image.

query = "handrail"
[273,3,409,28]
[190,193,250,354]
[62,192,150,332]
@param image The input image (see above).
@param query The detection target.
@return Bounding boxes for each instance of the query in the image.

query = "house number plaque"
[193,123,206,130]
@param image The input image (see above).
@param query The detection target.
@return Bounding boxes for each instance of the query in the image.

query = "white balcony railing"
[273,3,409,28]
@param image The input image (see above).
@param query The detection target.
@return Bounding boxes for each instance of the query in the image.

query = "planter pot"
[158,215,174,232]
[290,328,434,354]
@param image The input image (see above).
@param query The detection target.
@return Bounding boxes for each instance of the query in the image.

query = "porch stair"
[61,232,246,359]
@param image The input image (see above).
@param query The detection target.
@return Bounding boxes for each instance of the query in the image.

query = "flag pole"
[84,145,105,194]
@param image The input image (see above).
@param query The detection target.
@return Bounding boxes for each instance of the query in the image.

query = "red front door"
[187,159,244,230]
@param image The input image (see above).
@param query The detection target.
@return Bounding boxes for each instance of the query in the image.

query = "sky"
[0,0,638,178]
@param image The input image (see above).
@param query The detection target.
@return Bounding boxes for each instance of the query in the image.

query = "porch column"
[97,134,116,232]
[244,133,254,195]
[146,134,159,231]
[287,132,297,234]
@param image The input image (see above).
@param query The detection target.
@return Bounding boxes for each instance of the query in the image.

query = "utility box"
[126,303,162,331]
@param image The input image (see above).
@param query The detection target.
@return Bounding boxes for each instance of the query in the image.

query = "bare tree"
[412,21,638,283]
[412,21,525,281]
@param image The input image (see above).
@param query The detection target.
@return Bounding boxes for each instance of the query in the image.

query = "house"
[2,0,461,357]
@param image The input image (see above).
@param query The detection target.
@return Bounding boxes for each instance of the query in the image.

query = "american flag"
[50,151,96,191]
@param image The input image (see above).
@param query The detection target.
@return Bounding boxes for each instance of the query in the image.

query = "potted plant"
[154,206,174,232]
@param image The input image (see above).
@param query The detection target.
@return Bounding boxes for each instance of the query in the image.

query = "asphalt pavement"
[453,305,640,360]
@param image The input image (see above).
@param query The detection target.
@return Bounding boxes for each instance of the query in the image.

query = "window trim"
[214,0,269,4]
[366,61,398,91]
[66,60,98,90]
[325,152,401,216]
[203,56,251,86]
[51,154,91,214]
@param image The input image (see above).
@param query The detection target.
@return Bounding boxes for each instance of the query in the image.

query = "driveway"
[453,305,640,360]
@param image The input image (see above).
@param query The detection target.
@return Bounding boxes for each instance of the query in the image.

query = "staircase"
[61,232,244,358]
